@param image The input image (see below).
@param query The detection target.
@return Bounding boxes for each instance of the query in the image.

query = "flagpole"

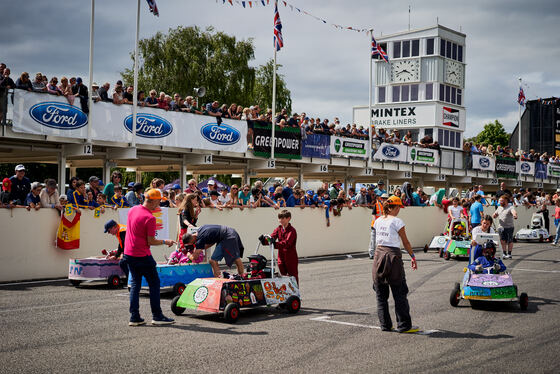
[87,0,95,143]
[271,8,278,161]
[518,77,522,153]
[132,0,141,148]
[368,30,373,167]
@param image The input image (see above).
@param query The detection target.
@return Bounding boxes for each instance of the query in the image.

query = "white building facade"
[353,25,466,150]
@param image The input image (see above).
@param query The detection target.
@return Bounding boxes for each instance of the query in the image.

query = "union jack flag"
[146,0,159,17]
[371,34,388,63]
[518,86,526,106]
[274,1,284,51]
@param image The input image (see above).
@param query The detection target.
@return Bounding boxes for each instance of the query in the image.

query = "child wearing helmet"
[468,241,506,274]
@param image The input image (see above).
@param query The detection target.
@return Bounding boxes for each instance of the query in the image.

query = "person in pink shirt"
[122,189,176,326]
[553,199,560,246]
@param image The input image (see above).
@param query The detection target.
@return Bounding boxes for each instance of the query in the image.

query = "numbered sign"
[83,143,93,156]
[404,171,412,179]
[489,178,498,185]
[266,159,276,169]
[203,154,213,164]
[319,165,328,173]
[514,180,523,187]
[364,168,373,176]
[536,182,543,188]
[437,174,446,181]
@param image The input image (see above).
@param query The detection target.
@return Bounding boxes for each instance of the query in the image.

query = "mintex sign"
[370,104,435,128]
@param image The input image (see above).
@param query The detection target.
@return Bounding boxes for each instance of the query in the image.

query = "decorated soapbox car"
[170,238,300,323]
[68,257,126,288]
[424,218,471,260]
[514,212,550,242]
[449,233,528,310]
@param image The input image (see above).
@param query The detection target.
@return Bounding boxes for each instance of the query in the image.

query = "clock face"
[390,59,420,83]
[445,60,463,87]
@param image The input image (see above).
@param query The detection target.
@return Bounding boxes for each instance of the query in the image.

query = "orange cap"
[387,195,405,208]
[145,189,162,200]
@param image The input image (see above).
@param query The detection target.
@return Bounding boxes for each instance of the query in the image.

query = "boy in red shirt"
[270,210,299,285]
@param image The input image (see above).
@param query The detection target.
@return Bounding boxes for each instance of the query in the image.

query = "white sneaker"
[502,253,507,259]
[552,243,557,246]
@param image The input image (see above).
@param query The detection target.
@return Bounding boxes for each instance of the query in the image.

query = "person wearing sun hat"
[372,195,418,333]
[121,188,176,326]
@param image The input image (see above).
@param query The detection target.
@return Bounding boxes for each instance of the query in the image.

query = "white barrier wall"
[0,205,554,282]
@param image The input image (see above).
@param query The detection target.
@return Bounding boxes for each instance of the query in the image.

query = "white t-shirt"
[471,225,495,245]
[449,205,463,219]
[373,216,405,248]
[218,195,231,205]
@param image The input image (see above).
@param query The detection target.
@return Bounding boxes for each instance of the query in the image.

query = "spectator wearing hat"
[122,189,176,326]
[25,182,42,210]
[329,182,342,200]
[374,180,387,197]
[207,179,218,193]
[208,190,223,210]
[303,190,316,207]
[40,179,62,210]
[72,77,89,113]
[103,219,128,267]
[87,176,102,201]
[9,164,31,205]
[125,183,144,207]
[1,178,17,208]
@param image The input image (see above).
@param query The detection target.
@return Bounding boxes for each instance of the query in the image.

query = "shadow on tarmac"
[166,322,269,336]
[427,330,513,339]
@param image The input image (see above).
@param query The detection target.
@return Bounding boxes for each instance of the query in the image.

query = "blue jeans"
[554,218,560,244]
[123,255,162,320]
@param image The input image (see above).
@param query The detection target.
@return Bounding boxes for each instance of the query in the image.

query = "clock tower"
[353,24,467,150]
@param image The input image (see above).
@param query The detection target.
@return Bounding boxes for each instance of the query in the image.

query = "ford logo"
[479,158,490,168]
[200,123,240,145]
[521,163,531,172]
[381,145,400,158]
[29,102,88,130]
[124,113,173,138]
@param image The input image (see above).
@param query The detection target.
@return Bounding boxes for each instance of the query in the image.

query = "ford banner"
[472,155,496,171]
[373,143,408,162]
[12,90,247,152]
[516,160,535,176]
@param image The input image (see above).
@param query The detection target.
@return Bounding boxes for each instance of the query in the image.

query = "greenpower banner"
[548,164,560,178]
[251,122,302,159]
[409,146,439,166]
[495,157,517,179]
[329,136,368,159]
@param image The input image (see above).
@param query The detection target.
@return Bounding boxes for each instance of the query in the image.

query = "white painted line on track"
[0,297,126,314]
[310,315,438,335]
[0,279,68,287]
[512,268,560,274]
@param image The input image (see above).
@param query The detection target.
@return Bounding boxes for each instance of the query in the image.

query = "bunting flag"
[371,34,389,63]
[211,0,371,34]
[517,86,526,106]
[274,1,284,51]
[56,206,81,250]
[146,0,159,16]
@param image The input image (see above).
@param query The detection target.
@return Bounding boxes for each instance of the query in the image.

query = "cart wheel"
[520,292,528,311]
[285,296,301,314]
[439,248,443,258]
[423,245,428,253]
[173,282,186,296]
[108,275,121,289]
[539,236,544,243]
[224,303,240,323]
[513,237,517,243]
[444,251,451,261]
[69,279,81,287]
[171,295,186,316]
[450,283,461,307]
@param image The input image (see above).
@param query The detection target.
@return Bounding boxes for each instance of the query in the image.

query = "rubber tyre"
[285,296,301,314]
[69,279,81,287]
[450,283,461,307]
[513,237,518,243]
[423,245,428,253]
[171,295,185,316]
[224,303,240,323]
[520,292,528,311]
[173,282,186,296]
[539,236,544,243]
[439,248,443,258]
[444,251,451,261]
[108,275,121,289]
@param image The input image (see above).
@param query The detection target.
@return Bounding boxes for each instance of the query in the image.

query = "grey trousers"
[368,228,377,258]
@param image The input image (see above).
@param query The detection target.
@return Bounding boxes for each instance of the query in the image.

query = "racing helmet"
[248,254,267,273]
[531,217,542,228]
[483,241,496,258]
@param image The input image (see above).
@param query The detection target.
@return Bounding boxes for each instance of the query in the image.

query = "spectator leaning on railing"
[40,179,62,211]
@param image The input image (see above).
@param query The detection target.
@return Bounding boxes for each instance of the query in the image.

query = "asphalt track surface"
[1,242,560,373]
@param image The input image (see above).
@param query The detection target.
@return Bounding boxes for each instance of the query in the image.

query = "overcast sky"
[2,0,559,137]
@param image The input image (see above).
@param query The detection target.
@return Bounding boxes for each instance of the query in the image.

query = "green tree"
[253,59,292,114]
[475,120,510,147]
